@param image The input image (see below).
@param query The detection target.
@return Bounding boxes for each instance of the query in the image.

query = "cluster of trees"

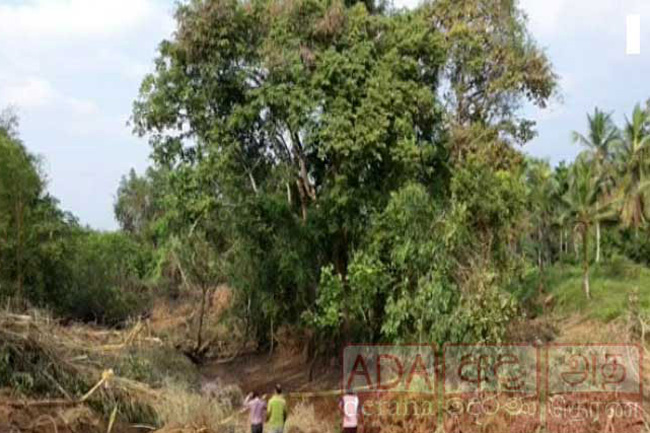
[119,0,557,350]
[0,110,152,324]
[525,102,650,299]
[4,0,648,357]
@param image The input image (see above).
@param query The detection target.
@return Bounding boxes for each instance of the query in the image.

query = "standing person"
[243,391,267,433]
[266,384,287,433]
[339,389,359,433]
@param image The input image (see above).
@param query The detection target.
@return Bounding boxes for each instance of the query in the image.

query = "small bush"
[59,231,154,325]
[600,255,641,279]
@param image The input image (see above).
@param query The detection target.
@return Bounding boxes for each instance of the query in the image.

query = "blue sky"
[0,0,649,230]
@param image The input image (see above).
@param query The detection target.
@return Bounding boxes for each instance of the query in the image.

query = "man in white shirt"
[339,389,360,433]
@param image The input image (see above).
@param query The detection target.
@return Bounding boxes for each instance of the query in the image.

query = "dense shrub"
[59,232,154,325]
[306,183,518,346]
[1,116,155,326]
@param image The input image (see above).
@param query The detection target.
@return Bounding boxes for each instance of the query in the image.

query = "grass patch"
[513,257,650,323]
[285,402,335,433]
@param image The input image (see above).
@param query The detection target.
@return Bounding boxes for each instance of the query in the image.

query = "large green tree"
[132,0,449,336]
[426,0,557,154]
[131,0,556,343]
[0,115,43,300]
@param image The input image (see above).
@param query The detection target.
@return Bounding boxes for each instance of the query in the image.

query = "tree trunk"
[296,180,308,223]
[291,131,316,201]
[269,315,275,356]
[196,285,208,353]
[15,198,24,301]
[247,170,259,194]
[564,229,568,255]
[595,221,601,263]
[243,295,252,343]
[582,226,591,299]
[537,233,544,271]
[334,229,350,344]
[583,268,591,300]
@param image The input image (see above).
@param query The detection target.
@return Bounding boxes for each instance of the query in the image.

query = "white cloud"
[0,75,99,114]
[0,0,174,83]
[0,0,157,39]
[518,0,565,37]
[0,77,57,108]
[80,48,154,80]
[0,0,173,133]
[65,96,100,116]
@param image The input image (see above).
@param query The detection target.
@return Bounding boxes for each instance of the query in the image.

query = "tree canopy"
[5,0,650,360]
[128,0,557,346]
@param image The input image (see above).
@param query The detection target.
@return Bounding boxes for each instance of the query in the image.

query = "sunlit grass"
[515,257,650,322]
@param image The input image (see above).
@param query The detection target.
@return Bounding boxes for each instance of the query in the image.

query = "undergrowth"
[0,310,224,428]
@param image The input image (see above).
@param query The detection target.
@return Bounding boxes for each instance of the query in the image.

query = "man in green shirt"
[266,384,287,433]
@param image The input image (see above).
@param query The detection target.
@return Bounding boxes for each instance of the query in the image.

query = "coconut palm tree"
[563,156,614,299]
[572,108,620,168]
[616,104,650,231]
[549,162,571,259]
[572,108,620,262]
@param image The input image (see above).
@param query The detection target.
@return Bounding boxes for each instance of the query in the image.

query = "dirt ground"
[4,310,649,433]
[202,351,339,395]
[0,400,138,433]
[201,351,343,430]
[202,317,650,433]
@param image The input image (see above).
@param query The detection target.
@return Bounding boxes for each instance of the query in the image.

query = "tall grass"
[155,381,227,429]
[285,402,335,433]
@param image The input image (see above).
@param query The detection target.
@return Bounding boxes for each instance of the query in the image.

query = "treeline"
[525,103,650,298]
[0,110,152,324]
[0,0,557,347]
[3,0,649,356]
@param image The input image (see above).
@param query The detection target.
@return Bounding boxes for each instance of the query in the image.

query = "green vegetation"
[125,0,556,351]
[4,1,650,432]
[519,258,650,323]
[0,110,153,324]
[1,0,650,367]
